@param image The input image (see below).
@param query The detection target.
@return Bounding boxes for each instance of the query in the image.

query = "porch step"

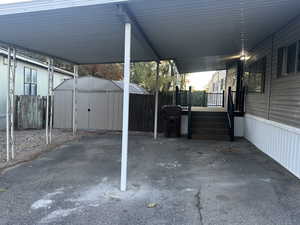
[192,134,231,141]
[190,111,230,141]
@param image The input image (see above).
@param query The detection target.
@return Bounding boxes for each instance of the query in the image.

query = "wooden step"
[191,127,229,135]
[192,113,227,119]
[189,111,230,141]
[191,134,231,141]
[191,120,228,129]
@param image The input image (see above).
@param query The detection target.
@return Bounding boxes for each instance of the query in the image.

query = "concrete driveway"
[0,133,300,225]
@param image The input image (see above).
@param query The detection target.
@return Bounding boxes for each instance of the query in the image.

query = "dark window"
[277,42,300,77]
[24,67,37,96]
[245,57,266,93]
[287,42,297,73]
[277,47,285,77]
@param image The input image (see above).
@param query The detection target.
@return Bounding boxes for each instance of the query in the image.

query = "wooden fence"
[129,93,173,132]
[14,94,172,132]
[15,95,48,129]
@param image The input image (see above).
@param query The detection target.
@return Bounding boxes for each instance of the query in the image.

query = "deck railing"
[176,87,225,108]
[207,92,224,107]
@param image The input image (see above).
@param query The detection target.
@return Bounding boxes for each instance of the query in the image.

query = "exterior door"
[88,92,108,130]
[77,92,89,129]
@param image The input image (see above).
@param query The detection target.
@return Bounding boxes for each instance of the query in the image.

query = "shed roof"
[55,76,148,94]
[0,0,300,73]
[112,80,148,94]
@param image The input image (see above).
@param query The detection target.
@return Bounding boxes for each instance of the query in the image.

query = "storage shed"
[54,76,148,131]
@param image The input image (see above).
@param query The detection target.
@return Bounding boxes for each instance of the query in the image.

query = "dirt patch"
[0,129,91,171]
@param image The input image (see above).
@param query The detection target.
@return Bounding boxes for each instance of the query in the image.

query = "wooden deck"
[192,107,226,112]
[182,106,226,113]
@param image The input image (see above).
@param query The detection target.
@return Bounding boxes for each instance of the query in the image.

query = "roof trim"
[0,0,127,16]
[0,48,74,77]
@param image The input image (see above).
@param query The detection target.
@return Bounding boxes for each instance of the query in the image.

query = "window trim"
[245,56,267,94]
[277,41,300,78]
[24,66,38,96]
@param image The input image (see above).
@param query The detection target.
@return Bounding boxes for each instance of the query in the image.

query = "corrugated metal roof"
[0,0,300,73]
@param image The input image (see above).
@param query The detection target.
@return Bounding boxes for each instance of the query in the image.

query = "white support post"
[49,59,54,144]
[154,61,160,140]
[10,48,16,159]
[73,65,78,136]
[46,58,51,144]
[6,47,11,161]
[120,22,131,192]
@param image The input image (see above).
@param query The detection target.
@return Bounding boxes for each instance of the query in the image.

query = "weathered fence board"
[129,93,173,132]
[15,96,48,129]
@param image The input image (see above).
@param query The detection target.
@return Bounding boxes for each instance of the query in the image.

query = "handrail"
[227,87,235,142]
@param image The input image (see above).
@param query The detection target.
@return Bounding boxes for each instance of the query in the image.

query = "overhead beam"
[116,4,161,61]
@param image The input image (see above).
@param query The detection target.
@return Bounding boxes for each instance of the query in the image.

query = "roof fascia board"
[0,40,80,65]
[0,0,128,16]
[0,48,74,77]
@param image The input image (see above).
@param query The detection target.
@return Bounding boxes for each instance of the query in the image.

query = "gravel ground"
[0,129,84,170]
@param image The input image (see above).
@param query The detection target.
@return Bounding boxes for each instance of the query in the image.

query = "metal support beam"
[5,47,16,161]
[49,59,54,144]
[6,47,11,161]
[120,22,131,192]
[154,61,160,140]
[10,48,16,159]
[46,58,54,144]
[46,59,50,144]
[73,65,79,136]
[117,4,161,61]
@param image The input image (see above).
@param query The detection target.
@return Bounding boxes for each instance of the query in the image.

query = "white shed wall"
[53,90,123,131]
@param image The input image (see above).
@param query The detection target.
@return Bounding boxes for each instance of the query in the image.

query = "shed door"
[88,92,108,130]
[77,92,89,129]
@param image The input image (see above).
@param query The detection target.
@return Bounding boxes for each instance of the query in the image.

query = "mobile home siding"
[269,17,300,128]
[0,55,70,129]
[245,38,273,119]
[245,15,300,128]
[244,16,300,179]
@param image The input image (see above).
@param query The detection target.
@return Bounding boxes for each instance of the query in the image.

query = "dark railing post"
[203,91,208,107]
[188,86,192,139]
[222,90,225,107]
[240,86,246,113]
[175,86,180,105]
[227,87,231,112]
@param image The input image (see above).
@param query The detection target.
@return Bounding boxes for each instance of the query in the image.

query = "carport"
[1,0,300,192]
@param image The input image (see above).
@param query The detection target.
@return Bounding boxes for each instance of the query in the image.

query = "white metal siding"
[53,90,73,129]
[244,114,300,178]
[54,90,124,131]
[77,92,90,130]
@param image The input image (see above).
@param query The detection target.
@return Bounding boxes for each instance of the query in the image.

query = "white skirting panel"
[245,114,300,178]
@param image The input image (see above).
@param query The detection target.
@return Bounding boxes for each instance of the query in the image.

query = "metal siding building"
[244,15,300,178]
[53,76,148,131]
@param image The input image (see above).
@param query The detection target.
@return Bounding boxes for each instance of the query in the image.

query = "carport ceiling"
[0,0,300,73]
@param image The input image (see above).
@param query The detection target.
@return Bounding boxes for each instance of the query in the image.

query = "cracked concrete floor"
[0,133,300,225]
